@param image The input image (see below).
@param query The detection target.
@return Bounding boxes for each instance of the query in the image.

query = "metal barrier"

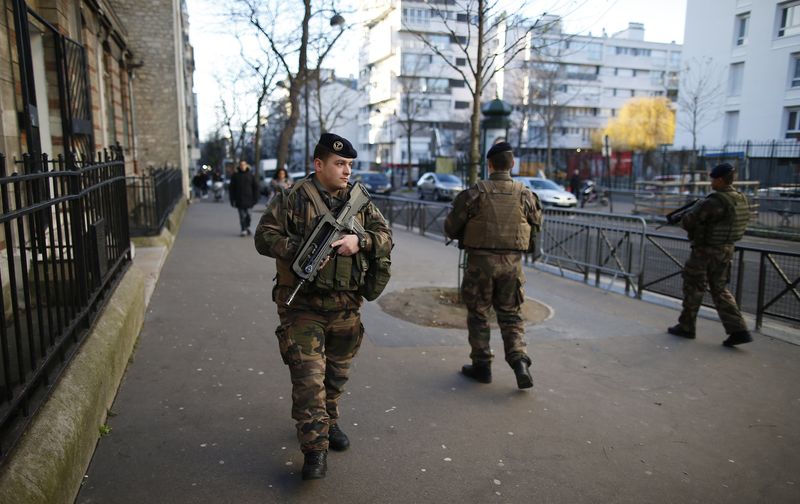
[373,195,799,330]
[641,232,799,329]
[127,168,183,237]
[536,209,647,297]
[0,151,130,462]
[373,195,449,239]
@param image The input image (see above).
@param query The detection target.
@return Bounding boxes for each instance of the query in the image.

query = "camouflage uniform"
[677,187,749,334]
[255,176,392,453]
[444,171,542,366]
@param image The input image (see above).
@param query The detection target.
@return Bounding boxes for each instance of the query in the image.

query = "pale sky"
[187,0,688,139]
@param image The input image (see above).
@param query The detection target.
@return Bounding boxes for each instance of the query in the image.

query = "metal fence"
[0,151,130,462]
[127,167,183,236]
[373,195,799,330]
[536,209,647,297]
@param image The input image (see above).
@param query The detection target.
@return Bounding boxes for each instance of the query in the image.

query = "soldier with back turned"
[667,162,752,347]
[444,142,542,389]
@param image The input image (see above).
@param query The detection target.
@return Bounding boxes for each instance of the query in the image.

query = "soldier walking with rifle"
[254,133,392,480]
[667,163,753,347]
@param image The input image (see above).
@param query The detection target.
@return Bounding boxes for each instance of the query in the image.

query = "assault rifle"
[286,184,370,306]
[656,199,699,230]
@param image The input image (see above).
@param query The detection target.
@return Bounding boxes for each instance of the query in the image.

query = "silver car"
[514,177,578,207]
[417,172,465,201]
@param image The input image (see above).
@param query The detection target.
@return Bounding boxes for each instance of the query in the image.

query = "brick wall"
[109,0,184,170]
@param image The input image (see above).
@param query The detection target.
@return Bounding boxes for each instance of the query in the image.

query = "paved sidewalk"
[77,199,800,504]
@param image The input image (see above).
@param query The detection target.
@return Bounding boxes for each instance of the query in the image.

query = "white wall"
[675,0,800,147]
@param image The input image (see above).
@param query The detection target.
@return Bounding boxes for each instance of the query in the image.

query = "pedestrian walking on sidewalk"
[444,142,542,390]
[254,133,393,480]
[229,160,260,236]
[667,163,753,347]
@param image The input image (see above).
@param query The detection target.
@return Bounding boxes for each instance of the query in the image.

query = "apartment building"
[501,19,682,154]
[357,0,477,169]
[675,0,800,147]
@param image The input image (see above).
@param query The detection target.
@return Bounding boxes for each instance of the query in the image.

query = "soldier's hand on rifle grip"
[331,234,360,256]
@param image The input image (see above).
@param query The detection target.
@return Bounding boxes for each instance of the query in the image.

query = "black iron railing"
[0,150,130,463]
[373,196,799,331]
[127,168,183,237]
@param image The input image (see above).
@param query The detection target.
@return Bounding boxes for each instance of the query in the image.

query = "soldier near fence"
[254,133,392,480]
[444,142,542,389]
[668,162,753,347]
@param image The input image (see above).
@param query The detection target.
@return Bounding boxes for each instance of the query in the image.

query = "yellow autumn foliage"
[600,97,676,151]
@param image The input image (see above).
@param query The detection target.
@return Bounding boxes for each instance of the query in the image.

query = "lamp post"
[480,98,512,180]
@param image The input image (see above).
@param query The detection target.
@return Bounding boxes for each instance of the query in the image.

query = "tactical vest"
[275,180,367,292]
[462,180,531,251]
[700,190,750,246]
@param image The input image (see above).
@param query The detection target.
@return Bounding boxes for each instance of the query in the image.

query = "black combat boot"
[511,359,533,389]
[723,330,752,347]
[301,450,327,480]
[329,423,350,451]
[461,362,492,383]
[667,325,695,339]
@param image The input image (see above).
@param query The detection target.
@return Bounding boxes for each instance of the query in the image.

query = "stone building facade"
[0,0,198,187]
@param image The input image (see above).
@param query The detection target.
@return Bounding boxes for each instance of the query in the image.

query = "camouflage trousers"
[461,252,530,366]
[275,307,364,453]
[678,245,748,334]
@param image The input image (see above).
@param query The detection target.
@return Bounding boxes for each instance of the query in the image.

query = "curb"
[0,266,146,504]
[0,199,188,504]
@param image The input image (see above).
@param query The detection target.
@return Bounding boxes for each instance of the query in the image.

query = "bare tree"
[238,40,280,176]
[403,0,556,184]
[678,57,723,152]
[215,72,257,162]
[310,70,360,136]
[231,0,348,173]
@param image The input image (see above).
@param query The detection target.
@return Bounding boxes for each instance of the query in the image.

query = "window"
[425,78,449,93]
[728,62,744,96]
[586,43,602,61]
[427,34,450,50]
[723,111,739,141]
[402,53,432,73]
[735,13,749,45]
[786,107,800,139]
[779,2,800,37]
[449,78,465,88]
[454,101,470,109]
[669,52,681,67]
[791,53,800,87]
[455,57,466,66]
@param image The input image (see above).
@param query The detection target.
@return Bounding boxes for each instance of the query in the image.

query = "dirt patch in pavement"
[378,287,550,329]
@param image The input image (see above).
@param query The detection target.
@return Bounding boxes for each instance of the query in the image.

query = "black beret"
[709,163,734,178]
[317,132,357,159]
[486,141,513,160]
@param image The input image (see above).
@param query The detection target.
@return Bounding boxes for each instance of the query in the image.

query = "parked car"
[417,172,465,201]
[352,171,392,195]
[514,176,578,207]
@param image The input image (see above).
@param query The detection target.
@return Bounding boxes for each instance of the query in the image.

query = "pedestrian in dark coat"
[229,161,260,236]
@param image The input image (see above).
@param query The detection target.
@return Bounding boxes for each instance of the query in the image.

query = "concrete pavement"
[76,198,800,504]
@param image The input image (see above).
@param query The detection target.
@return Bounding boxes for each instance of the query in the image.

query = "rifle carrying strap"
[297,180,330,217]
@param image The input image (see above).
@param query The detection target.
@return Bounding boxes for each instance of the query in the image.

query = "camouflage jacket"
[254,175,392,311]
[444,171,542,254]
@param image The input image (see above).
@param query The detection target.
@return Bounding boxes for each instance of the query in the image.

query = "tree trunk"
[406,125,413,187]
[275,0,311,172]
[468,0,485,185]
